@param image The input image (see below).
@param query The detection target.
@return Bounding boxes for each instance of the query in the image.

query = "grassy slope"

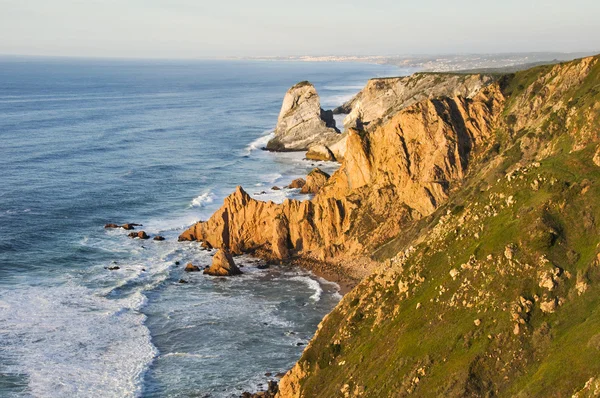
[292,57,600,397]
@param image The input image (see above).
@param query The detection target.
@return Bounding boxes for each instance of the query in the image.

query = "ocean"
[0,57,410,397]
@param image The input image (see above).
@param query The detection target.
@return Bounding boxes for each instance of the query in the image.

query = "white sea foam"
[290,276,323,302]
[0,282,157,398]
[160,352,219,360]
[190,192,215,208]
[244,132,274,154]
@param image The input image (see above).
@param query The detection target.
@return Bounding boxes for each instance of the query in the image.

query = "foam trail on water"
[244,132,274,154]
[190,192,215,208]
[290,276,323,302]
[0,282,157,398]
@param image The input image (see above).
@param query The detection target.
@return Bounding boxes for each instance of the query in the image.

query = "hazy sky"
[0,0,598,58]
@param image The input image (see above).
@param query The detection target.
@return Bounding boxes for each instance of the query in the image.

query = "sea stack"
[203,249,242,276]
[266,81,340,152]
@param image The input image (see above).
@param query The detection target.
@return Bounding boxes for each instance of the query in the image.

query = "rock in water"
[153,235,165,241]
[203,249,242,276]
[121,223,142,230]
[300,168,330,194]
[128,231,149,239]
[184,263,200,272]
[266,81,340,151]
[287,178,306,189]
[104,223,120,229]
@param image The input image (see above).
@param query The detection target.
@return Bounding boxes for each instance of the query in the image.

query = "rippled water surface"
[0,57,409,397]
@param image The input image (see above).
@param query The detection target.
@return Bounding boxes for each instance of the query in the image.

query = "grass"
[288,55,600,397]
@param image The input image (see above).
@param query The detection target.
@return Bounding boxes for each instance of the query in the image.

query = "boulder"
[104,223,120,229]
[287,178,306,189]
[185,263,201,272]
[153,235,165,241]
[266,81,341,151]
[122,223,142,230]
[306,145,335,161]
[272,186,281,191]
[128,231,149,239]
[300,168,330,194]
[203,249,242,276]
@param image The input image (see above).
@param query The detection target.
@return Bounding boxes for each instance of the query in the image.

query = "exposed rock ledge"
[266,81,341,152]
[336,73,496,131]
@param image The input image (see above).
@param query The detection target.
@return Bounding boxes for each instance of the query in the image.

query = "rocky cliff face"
[266,81,341,151]
[337,73,496,132]
[179,55,600,397]
[275,56,600,398]
[180,80,504,274]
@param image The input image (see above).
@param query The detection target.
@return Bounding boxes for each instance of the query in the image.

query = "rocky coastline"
[177,55,600,397]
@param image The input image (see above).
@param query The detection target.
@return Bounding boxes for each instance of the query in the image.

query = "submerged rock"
[266,81,340,151]
[153,235,165,241]
[203,249,242,276]
[104,223,120,229]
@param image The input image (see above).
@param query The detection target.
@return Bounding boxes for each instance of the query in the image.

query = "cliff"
[266,81,341,151]
[180,82,504,278]
[180,55,600,396]
[276,56,600,397]
[336,73,497,131]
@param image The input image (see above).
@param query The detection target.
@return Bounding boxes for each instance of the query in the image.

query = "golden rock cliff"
[179,80,505,275]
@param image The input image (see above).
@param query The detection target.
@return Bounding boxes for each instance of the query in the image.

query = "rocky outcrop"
[266,82,341,151]
[203,249,242,276]
[184,263,200,272]
[128,231,149,239]
[121,223,142,230]
[180,82,504,267]
[305,144,335,161]
[339,73,496,131]
[287,178,306,189]
[300,169,330,194]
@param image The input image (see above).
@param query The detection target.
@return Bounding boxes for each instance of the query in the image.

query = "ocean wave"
[160,352,219,360]
[244,132,274,154]
[190,192,215,208]
[290,276,323,302]
[0,282,157,398]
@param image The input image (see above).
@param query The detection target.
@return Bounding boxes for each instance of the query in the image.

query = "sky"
[0,0,599,59]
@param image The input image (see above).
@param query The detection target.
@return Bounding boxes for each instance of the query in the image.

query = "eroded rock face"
[287,178,306,189]
[305,144,335,161]
[266,82,341,151]
[203,249,242,276]
[340,73,496,131]
[180,83,504,264]
[300,168,330,194]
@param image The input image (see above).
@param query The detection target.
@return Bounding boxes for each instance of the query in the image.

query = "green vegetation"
[290,55,600,397]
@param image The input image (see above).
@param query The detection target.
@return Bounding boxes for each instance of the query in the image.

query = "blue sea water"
[0,57,410,397]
